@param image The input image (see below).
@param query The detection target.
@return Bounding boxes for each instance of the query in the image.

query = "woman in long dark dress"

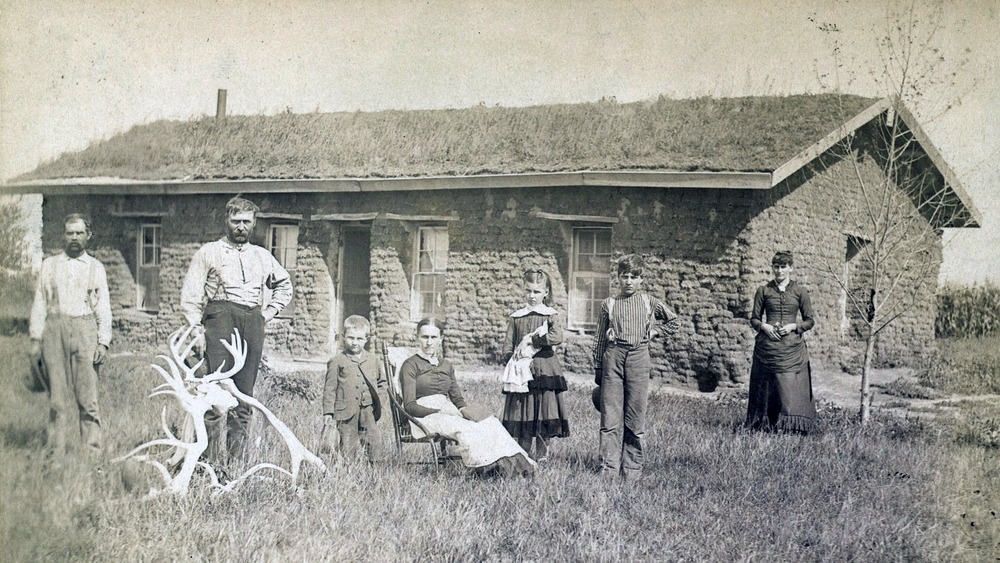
[745,251,817,434]
[401,317,535,477]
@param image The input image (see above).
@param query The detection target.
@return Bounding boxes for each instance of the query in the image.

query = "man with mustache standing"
[181,196,293,473]
[29,213,112,457]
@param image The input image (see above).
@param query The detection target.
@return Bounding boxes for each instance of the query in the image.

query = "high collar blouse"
[750,280,815,351]
[399,354,467,418]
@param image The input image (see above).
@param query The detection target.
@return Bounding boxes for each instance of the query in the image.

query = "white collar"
[776,278,791,292]
[220,237,248,251]
[61,251,89,263]
[416,350,439,366]
[511,304,557,318]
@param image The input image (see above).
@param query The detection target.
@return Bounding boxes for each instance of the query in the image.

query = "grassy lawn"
[0,275,33,335]
[918,335,1000,396]
[1,333,998,561]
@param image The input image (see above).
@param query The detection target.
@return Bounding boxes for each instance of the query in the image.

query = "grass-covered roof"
[18,94,877,182]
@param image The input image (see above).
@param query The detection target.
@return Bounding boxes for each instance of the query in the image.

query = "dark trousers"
[599,344,651,478]
[202,301,265,463]
[337,407,382,461]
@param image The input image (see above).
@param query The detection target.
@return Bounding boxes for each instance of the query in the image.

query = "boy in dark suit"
[322,315,386,461]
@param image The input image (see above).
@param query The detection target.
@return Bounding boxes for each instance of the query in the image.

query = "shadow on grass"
[661,453,715,474]
[564,450,601,472]
[2,423,46,449]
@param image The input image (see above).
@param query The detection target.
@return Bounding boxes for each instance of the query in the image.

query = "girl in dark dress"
[745,251,817,434]
[500,270,570,461]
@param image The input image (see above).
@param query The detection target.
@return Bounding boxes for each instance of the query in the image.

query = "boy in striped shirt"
[592,254,680,481]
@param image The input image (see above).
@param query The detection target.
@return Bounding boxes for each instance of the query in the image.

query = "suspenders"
[50,255,99,313]
[606,293,655,342]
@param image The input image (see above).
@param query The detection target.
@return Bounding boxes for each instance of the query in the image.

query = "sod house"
[7,94,980,389]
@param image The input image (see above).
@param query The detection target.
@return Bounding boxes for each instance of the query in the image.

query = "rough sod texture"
[18,95,876,182]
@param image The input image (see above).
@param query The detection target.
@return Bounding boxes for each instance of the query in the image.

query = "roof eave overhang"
[891,98,983,229]
[771,97,892,186]
[0,170,774,196]
[770,96,981,229]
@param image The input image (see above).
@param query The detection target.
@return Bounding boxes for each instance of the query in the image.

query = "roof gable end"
[770,96,980,228]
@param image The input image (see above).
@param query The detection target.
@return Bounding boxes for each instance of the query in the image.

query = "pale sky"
[1,0,997,283]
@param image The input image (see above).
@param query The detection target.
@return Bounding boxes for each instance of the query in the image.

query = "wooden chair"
[379,342,458,468]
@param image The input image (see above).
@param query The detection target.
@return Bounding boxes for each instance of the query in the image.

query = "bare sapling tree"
[115,326,326,495]
[812,0,976,423]
[830,111,966,424]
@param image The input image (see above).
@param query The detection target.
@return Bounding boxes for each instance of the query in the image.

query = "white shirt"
[180,237,293,328]
[29,251,113,346]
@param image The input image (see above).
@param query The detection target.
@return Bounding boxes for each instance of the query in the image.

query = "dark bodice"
[400,355,467,417]
[505,311,563,359]
[750,281,815,357]
[503,310,566,391]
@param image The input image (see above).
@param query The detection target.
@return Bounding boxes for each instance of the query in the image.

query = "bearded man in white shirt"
[29,213,112,456]
[180,197,293,468]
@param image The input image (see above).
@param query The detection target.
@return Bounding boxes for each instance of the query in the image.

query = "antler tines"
[118,326,324,497]
[201,328,247,383]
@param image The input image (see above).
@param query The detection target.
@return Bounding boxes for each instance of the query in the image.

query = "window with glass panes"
[268,224,299,316]
[140,224,161,267]
[137,223,161,311]
[569,227,612,330]
[412,226,448,320]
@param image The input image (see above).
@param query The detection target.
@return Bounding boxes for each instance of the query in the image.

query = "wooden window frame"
[569,226,613,332]
[268,223,300,318]
[136,222,161,312]
[410,225,449,321]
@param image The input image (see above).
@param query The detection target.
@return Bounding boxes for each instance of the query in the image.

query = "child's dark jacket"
[323,350,386,422]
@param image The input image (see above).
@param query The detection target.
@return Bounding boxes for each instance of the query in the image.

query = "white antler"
[169,325,204,380]
[116,326,325,496]
[199,328,247,383]
[219,380,325,481]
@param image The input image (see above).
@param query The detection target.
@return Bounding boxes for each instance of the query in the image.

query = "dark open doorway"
[338,226,372,326]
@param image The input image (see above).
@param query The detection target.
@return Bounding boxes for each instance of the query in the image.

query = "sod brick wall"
[40,144,941,388]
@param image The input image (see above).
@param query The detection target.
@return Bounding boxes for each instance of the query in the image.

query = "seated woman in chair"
[401,317,535,477]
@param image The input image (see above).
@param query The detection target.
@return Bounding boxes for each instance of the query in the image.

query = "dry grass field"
[1,333,998,561]
[916,336,1000,396]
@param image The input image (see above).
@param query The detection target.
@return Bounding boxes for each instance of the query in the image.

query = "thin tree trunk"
[859,325,876,425]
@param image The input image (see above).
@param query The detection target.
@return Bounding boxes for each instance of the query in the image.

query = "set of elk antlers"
[114,326,326,496]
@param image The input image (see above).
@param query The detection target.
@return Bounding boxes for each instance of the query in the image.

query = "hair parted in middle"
[226,196,260,218]
[416,316,446,335]
[343,315,371,334]
[416,316,446,357]
[616,254,646,277]
[523,268,554,305]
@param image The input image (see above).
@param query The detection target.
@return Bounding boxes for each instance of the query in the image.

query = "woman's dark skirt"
[745,353,816,434]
